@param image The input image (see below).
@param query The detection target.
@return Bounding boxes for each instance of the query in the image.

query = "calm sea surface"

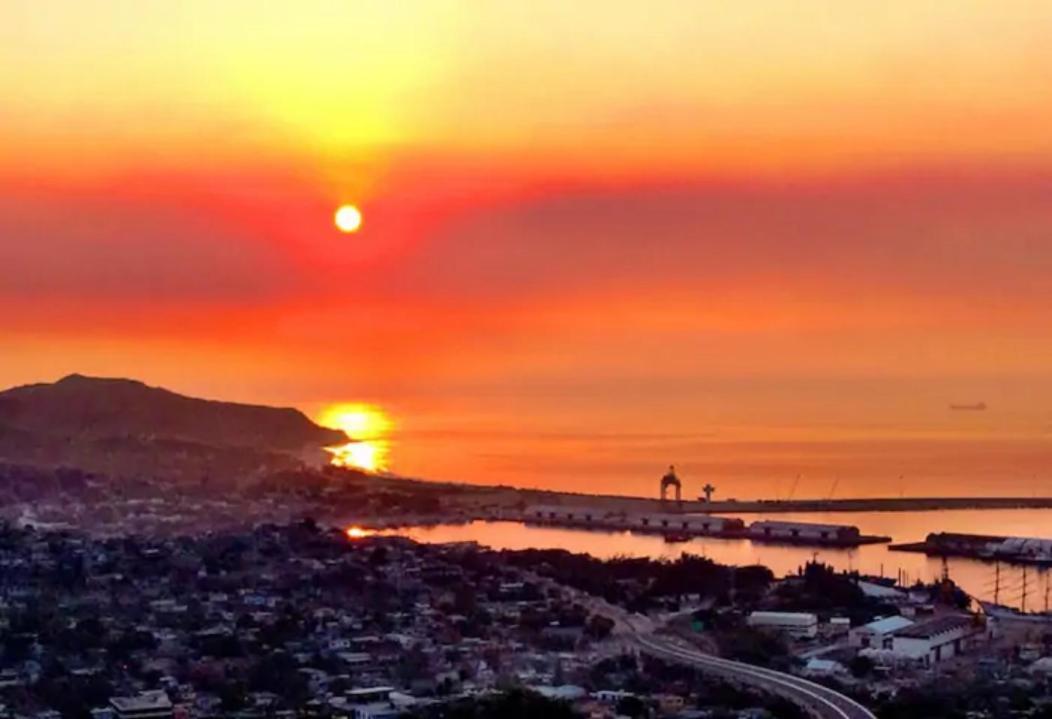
[378,509,1052,612]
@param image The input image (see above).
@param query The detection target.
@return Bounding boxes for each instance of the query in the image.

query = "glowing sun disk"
[334,204,363,233]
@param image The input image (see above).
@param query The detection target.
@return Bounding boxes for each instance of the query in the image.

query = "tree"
[585,614,615,640]
[849,655,874,678]
[616,695,650,718]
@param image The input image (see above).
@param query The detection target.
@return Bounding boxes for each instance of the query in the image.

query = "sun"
[319,403,392,438]
[318,403,393,472]
[334,204,363,233]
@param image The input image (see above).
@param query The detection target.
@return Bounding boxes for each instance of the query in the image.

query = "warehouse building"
[849,615,914,649]
[890,614,981,666]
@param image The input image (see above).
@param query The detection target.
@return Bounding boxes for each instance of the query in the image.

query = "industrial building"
[849,615,914,649]
[889,614,982,666]
[746,611,819,638]
[525,505,745,536]
[747,520,862,544]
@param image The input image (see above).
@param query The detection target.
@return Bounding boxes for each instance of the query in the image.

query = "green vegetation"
[412,689,580,718]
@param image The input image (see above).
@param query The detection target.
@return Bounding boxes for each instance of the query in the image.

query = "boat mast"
[1022,565,1029,613]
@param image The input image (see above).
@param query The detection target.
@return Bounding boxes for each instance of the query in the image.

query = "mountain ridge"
[0,374,348,479]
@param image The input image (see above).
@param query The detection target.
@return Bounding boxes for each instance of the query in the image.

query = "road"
[632,633,876,719]
[546,576,876,719]
[585,604,875,719]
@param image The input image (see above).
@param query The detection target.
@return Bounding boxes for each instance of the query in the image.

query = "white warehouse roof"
[857,615,914,635]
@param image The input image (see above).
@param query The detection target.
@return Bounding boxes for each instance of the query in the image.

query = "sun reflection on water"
[318,403,393,472]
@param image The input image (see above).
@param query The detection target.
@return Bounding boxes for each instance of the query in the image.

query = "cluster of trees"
[773,561,900,624]
[493,548,774,610]
[872,680,1052,719]
[411,689,580,719]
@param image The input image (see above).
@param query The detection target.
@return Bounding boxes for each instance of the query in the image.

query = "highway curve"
[634,634,876,719]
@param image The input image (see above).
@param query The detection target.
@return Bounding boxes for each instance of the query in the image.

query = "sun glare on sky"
[334,204,363,233]
[319,403,392,472]
[344,525,376,540]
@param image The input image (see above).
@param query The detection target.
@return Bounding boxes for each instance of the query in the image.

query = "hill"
[0,374,347,480]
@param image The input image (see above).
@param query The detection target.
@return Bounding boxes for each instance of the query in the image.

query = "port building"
[525,505,745,535]
[747,520,861,543]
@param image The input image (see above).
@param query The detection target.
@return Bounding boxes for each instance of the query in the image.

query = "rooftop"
[895,614,975,639]
[860,615,914,634]
[110,691,173,712]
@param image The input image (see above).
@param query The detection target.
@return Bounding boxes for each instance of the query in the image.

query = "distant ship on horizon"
[950,402,988,411]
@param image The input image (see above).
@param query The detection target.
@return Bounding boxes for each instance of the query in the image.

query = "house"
[849,615,914,649]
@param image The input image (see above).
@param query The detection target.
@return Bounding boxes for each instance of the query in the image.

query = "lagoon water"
[380,509,1052,612]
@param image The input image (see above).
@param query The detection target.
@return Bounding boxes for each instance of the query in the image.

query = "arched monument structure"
[660,465,682,505]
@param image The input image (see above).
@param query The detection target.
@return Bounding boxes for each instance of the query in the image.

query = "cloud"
[0,190,296,303]
[396,171,1052,315]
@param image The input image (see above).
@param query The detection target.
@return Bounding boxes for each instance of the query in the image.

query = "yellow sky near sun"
[4,1,1052,181]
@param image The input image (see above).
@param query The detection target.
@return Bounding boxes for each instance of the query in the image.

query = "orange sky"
[3,1,1052,495]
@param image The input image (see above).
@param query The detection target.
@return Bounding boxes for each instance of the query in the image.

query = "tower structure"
[660,465,682,506]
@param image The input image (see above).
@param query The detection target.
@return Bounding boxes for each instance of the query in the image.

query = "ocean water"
[376,509,1052,612]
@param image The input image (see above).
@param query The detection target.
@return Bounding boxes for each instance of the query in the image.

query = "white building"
[890,615,981,666]
[109,691,173,719]
[747,611,818,638]
[849,615,914,649]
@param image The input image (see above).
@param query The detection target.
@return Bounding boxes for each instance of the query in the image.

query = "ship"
[662,532,692,543]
